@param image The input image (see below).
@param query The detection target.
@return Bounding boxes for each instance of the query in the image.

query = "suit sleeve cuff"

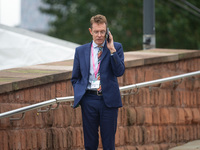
[111,52,116,56]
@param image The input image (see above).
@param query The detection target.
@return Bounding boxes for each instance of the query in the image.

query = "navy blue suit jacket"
[71,41,125,108]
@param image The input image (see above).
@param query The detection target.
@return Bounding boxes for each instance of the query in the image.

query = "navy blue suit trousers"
[81,92,118,150]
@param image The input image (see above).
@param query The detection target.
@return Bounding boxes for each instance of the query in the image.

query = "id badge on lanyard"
[91,80,100,89]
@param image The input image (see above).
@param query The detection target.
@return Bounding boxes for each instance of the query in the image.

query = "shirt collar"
[92,41,105,48]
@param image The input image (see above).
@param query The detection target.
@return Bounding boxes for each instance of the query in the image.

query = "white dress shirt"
[87,41,105,90]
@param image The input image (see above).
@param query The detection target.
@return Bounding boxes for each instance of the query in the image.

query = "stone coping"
[169,140,200,150]
[0,48,199,94]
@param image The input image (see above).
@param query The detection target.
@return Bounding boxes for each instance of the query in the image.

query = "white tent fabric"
[0,24,79,70]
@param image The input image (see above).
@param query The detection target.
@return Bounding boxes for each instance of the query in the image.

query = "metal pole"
[143,0,156,50]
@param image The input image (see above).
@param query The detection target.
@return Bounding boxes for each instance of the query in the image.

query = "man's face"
[89,22,106,46]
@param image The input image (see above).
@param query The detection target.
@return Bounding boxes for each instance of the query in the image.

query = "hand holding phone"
[106,28,116,54]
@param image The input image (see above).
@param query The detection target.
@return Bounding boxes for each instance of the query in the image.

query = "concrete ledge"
[169,140,200,150]
[0,48,200,94]
[124,49,200,68]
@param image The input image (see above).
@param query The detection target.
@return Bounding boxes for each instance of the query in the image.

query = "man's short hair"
[90,14,107,28]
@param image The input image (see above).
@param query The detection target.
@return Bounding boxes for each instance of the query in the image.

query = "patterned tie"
[97,46,103,92]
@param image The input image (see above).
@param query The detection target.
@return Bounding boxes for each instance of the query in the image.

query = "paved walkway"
[169,140,200,150]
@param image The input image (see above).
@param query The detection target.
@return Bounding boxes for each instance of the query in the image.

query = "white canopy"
[0,24,79,70]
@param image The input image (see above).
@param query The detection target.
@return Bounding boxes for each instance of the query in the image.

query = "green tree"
[40,0,143,51]
[156,0,200,50]
[40,0,200,51]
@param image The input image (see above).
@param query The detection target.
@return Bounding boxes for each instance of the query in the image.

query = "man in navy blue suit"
[71,14,125,150]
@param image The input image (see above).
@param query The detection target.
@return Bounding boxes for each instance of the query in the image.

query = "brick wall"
[0,49,200,150]
[116,57,200,150]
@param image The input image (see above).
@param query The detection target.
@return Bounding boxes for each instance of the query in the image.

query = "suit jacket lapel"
[84,42,91,74]
[101,43,109,62]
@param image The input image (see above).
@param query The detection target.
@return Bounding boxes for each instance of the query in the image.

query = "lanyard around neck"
[91,43,101,78]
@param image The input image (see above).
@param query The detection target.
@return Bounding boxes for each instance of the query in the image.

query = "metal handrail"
[120,70,200,92]
[0,70,200,120]
[0,96,74,120]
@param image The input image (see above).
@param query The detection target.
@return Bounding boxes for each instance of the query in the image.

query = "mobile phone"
[106,28,110,43]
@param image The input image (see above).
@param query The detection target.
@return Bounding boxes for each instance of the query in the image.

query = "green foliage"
[156,0,200,50]
[40,0,200,51]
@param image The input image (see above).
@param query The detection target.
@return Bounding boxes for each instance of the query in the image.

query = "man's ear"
[89,28,93,35]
